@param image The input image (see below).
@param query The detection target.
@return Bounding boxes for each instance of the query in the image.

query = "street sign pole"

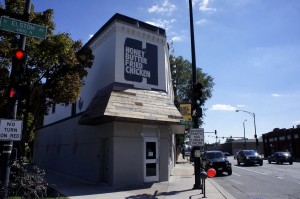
[0,1,31,198]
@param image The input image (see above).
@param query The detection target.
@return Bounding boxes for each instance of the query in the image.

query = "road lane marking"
[233,173,241,176]
[233,166,268,175]
[275,176,300,185]
[233,165,300,185]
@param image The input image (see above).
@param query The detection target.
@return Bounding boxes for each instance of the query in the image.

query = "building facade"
[262,126,300,160]
[206,138,264,156]
[33,13,184,187]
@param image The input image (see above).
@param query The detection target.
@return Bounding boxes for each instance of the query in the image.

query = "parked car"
[237,150,263,166]
[268,151,293,165]
[201,150,232,175]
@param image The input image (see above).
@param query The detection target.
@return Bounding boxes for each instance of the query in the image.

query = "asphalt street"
[211,156,300,199]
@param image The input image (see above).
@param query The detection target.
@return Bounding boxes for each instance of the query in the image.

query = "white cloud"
[199,0,217,13]
[196,19,208,25]
[236,104,246,108]
[171,35,184,42]
[146,18,176,30]
[211,104,236,111]
[148,0,176,15]
[170,18,176,23]
[272,93,281,97]
[148,5,167,13]
[191,0,200,7]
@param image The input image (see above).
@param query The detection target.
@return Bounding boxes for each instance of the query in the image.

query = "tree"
[169,55,215,147]
[0,0,94,157]
[169,55,214,123]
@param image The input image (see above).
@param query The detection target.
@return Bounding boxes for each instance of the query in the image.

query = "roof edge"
[84,13,166,48]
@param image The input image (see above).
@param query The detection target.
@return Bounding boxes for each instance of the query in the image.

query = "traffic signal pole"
[0,1,31,198]
[188,0,202,190]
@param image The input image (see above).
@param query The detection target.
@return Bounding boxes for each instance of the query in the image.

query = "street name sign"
[190,128,204,147]
[180,119,193,126]
[0,119,23,141]
[0,16,47,39]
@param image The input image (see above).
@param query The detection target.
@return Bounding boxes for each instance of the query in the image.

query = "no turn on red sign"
[0,119,23,141]
[190,128,204,147]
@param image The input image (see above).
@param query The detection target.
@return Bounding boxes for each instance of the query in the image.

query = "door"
[144,137,159,182]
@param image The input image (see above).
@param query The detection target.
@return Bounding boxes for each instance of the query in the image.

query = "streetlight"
[243,119,247,149]
[236,109,258,151]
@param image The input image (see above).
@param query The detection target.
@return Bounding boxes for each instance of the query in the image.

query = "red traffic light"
[14,49,25,60]
[9,88,16,98]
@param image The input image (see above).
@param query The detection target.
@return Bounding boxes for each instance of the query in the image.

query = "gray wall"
[34,119,175,186]
[112,122,144,186]
[159,126,173,181]
[34,116,113,183]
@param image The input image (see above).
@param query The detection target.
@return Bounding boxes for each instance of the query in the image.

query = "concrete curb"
[208,178,236,199]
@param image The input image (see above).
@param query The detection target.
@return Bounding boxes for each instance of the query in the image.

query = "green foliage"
[170,54,214,148]
[0,1,94,151]
[169,54,215,124]
[7,160,68,198]
[9,160,47,198]
[0,67,10,116]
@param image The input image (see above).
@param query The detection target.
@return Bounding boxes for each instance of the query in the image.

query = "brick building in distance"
[262,126,300,160]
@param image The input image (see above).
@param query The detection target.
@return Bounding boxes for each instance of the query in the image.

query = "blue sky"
[2,0,300,144]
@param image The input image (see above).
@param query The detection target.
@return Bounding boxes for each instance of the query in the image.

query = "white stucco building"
[33,13,184,186]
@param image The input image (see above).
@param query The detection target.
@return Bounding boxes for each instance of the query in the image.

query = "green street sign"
[180,120,193,126]
[0,16,47,39]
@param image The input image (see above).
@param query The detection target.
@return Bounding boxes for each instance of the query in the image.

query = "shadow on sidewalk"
[48,182,156,197]
[176,155,191,164]
[125,188,198,199]
[46,155,198,198]
[176,160,191,164]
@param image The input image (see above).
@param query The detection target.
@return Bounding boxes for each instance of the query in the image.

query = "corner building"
[33,14,184,186]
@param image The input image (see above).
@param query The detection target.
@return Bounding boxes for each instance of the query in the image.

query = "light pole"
[188,0,202,190]
[236,109,258,151]
[243,119,247,149]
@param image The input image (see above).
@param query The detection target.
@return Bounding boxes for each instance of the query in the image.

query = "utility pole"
[236,109,258,151]
[188,0,202,190]
[243,119,247,149]
[0,1,31,198]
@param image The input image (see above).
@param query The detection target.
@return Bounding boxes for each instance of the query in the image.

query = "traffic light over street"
[192,82,203,117]
[10,48,26,99]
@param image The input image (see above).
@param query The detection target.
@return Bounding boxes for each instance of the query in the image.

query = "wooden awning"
[79,84,184,133]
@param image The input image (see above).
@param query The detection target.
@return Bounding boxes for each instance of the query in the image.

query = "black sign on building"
[124,38,158,85]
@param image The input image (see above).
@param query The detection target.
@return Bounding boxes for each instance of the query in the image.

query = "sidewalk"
[45,156,235,199]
